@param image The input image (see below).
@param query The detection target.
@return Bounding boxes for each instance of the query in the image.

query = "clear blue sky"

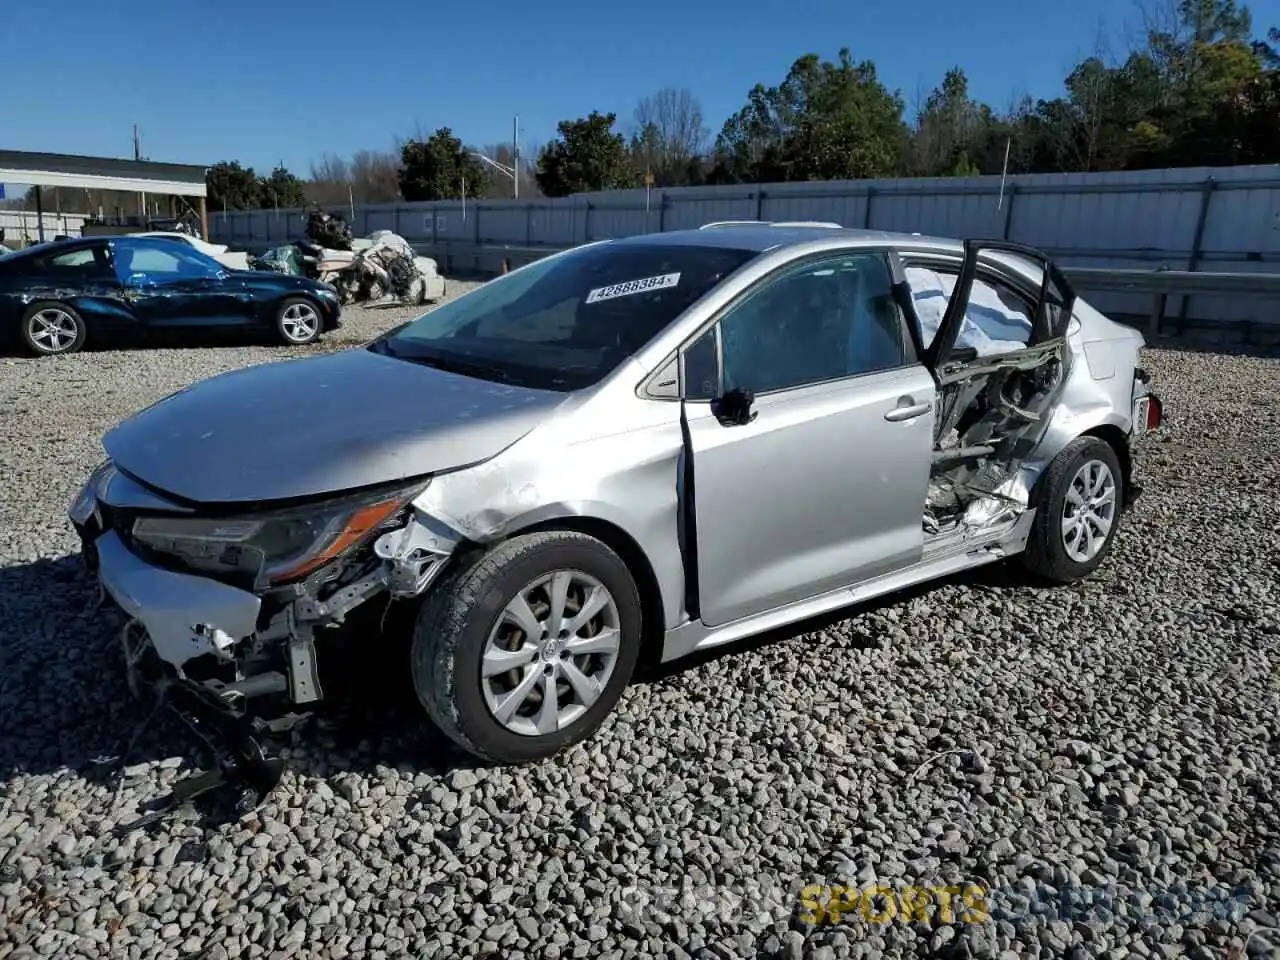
[4,0,1279,178]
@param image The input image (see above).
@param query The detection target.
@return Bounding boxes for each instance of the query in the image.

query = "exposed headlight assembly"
[131,480,428,588]
[69,459,118,525]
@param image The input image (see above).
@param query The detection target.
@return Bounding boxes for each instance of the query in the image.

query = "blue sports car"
[0,235,342,355]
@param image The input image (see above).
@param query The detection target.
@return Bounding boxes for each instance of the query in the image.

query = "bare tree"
[349,150,401,203]
[308,153,353,206]
[630,87,708,184]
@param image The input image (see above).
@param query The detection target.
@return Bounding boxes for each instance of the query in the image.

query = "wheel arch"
[508,515,667,674]
[1080,423,1132,490]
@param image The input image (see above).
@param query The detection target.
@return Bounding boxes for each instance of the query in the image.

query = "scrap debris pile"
[253,210,446,306]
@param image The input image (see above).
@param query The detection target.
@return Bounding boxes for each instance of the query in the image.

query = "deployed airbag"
[906,266,1033,357]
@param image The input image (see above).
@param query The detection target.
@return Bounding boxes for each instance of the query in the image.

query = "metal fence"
[214,163,1279,326]
[0,210,87,244]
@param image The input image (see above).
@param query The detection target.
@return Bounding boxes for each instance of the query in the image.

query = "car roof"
[0,236,102,261]
[607,223,965,255]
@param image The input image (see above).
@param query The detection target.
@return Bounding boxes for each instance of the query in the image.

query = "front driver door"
[114,239,247,329]
[681,249,936,628]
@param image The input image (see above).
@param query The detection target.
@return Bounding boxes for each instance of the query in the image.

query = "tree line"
[6,0,1276,219]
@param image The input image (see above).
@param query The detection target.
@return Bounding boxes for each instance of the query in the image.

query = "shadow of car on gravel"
[0,554,471,836]
[0,551,1034,836]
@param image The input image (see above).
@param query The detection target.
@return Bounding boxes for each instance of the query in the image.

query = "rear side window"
[383,242,758,391]
[905,264,1036,356]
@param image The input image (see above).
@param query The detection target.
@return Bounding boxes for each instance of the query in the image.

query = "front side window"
[376,242,757,391]
[114,240,221,283]
[706,251,907,397]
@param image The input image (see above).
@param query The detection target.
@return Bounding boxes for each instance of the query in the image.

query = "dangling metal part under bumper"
[83,509,458,829]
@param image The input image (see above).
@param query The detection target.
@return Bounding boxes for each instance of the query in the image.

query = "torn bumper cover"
[71,467,460,820]
[96,530,262,668]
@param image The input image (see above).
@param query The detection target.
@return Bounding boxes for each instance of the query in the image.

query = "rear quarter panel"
[1030,298,1144,469]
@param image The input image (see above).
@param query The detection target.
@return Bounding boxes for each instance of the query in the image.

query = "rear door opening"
[898,240,1078,549]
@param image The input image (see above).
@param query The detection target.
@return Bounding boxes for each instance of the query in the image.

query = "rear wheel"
[274,297,322,345]
[1019,436,1124,583]
[411,531,642,763]
[21,301,86,356]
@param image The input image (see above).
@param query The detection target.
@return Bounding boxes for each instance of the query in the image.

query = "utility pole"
[513,114,520,200]
[133,124,146,221]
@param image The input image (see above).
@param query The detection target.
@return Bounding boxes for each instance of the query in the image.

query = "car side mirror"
[711,386,756,427]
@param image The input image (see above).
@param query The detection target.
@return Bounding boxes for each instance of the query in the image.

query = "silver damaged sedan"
[70,223,1164,764]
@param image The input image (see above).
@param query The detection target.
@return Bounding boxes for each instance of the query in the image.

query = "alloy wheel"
[481,569,622,737]
[280,303,320,342]
[1061,458,1118,563]
[28,308,80,353]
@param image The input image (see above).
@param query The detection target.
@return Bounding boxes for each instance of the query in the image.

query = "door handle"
[884,398,932,422]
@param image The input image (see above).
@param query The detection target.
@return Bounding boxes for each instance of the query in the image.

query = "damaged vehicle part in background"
[70,225,1162,795]
[1,236,342,355]
[258,230,446,307]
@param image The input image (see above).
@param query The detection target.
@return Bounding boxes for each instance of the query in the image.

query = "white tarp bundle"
[905,266,1034,356]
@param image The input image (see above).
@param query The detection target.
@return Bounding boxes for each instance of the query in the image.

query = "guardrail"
[1063,267,1280,339]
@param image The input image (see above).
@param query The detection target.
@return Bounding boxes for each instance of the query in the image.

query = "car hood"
[103,348,568,504]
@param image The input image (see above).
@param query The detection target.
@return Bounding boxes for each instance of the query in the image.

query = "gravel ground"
[0,310,1277,959]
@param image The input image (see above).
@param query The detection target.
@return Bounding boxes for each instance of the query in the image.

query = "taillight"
[1145,393,1163,430]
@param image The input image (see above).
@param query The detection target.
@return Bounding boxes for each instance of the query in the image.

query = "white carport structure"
[0,150,210,241]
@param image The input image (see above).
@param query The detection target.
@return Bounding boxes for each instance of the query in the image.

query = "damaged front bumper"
[71,466,462,821]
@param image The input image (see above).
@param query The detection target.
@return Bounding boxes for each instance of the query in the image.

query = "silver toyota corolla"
[70,222,1163,765]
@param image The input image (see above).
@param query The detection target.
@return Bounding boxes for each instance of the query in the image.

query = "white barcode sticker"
[586,272,681,304]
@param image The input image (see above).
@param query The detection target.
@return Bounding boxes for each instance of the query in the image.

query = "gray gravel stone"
[1,315,1277,959]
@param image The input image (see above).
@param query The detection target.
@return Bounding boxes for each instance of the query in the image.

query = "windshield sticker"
[586,272,681,304]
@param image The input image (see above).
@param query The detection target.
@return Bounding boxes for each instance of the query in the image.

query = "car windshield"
[372,242,757,391]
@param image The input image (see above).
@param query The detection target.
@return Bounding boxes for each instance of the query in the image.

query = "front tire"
[412,531,642,763]
[274,297,322,345]
[1019,436,1125,583]
[20,301,87,356]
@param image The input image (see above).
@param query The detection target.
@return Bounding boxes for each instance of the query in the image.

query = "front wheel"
[274,297,322,345]
[411,531,642,763]
[1018,436,1125,583]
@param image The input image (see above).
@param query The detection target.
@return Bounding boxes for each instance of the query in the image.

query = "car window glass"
[49,248,97,268]
[32,246,107,279]
[682,327,720,400]
[906,265,1035,357]
[384,243,757,392]
[118,243,216,281]
[717,252,906,395]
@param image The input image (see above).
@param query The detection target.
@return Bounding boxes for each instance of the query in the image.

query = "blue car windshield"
[373,242,757,391]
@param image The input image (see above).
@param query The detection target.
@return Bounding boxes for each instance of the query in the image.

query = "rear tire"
[20,301,87,356]
[1018,436,1125,583]
[411,531,642,764]
[274,297,322,345]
